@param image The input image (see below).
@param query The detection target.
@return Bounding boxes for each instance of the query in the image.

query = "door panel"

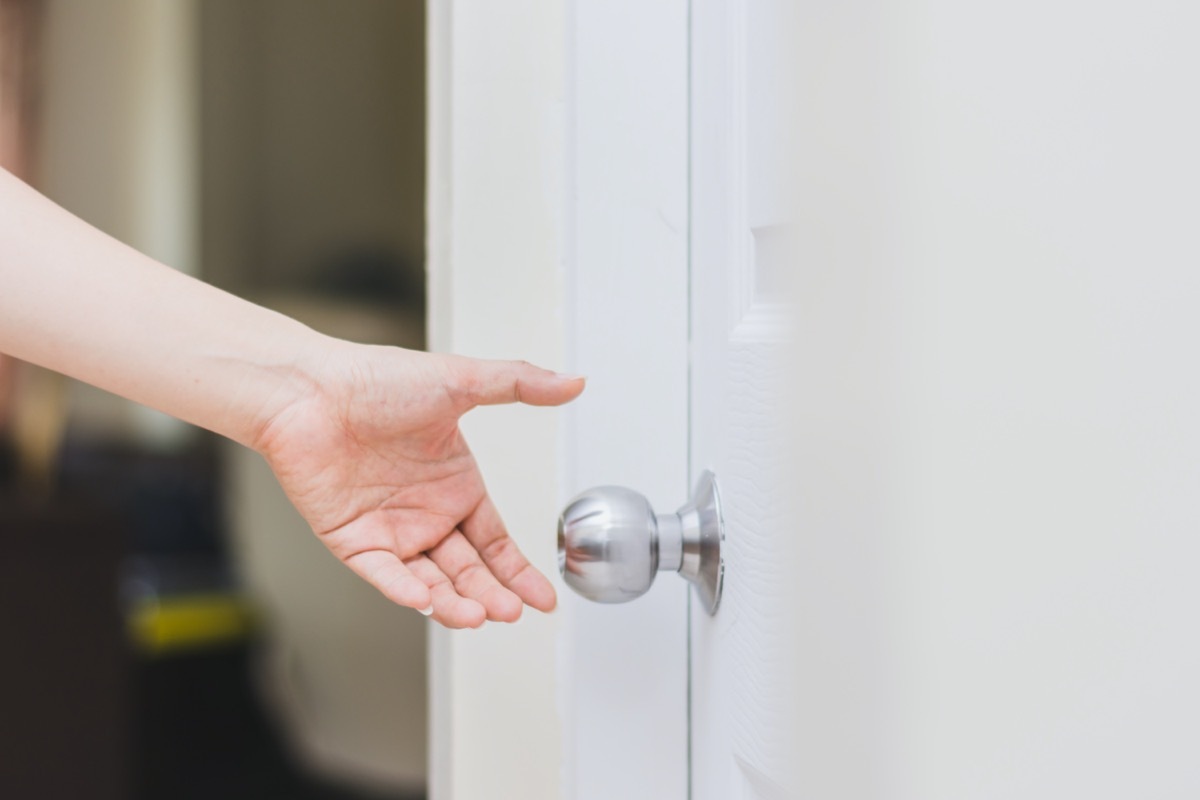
[874,2,1200,796]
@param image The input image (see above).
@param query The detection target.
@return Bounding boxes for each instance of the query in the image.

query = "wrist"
[231,323,344,454]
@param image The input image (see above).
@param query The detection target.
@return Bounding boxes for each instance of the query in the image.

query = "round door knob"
[557,471,724,613]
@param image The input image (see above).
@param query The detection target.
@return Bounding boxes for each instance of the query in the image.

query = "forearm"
[0,168,328,449]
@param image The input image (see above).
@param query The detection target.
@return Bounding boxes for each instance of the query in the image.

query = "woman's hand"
[253,342,585,628]
[0,171,585,628]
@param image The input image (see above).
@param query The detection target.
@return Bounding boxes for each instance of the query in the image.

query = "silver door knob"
[557,471,724,614]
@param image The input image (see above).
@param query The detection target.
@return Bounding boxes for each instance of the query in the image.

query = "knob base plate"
[678,471,724,614]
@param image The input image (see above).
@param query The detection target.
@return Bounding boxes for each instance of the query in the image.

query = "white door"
[436,1,1200,797]
[563,1,796,798]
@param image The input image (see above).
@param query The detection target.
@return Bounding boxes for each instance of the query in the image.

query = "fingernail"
[418,604,434,616]
[556,373,587,381]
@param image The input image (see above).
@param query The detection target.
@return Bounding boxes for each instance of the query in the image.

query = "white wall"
[426,3,567,799]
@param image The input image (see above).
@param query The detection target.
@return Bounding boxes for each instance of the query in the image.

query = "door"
[562,1,1200,798]
[562,1,797,797]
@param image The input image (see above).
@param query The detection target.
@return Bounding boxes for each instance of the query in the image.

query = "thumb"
[443,356,586,408]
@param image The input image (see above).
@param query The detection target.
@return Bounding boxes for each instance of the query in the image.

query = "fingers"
[462,496,558,612]
[443,356,586,409]
[404,554,488,629]
[338,511,552,627]
[348,548,492,629]
[428,531,525,622]
[344,550,431,611]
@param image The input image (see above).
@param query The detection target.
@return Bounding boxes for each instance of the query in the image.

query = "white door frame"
[427,2,691,798]
[426,4,569,799]
[561,0,691,798]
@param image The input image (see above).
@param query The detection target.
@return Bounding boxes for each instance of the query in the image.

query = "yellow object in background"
[129,592,256,657]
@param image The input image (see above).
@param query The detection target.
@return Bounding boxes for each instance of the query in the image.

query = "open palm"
[254,344,585,628]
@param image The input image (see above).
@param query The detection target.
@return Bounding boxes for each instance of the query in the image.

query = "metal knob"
[557,471,724,614]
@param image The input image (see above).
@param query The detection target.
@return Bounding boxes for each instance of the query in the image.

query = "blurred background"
[0,1,429,798]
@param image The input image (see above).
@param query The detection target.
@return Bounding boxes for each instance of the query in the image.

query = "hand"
[253,342,585,628]
[0,168,582,618]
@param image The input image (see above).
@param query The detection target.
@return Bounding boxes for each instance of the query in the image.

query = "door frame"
[561,0,692,798]
[426,4,569,799]
[427,2,692,798]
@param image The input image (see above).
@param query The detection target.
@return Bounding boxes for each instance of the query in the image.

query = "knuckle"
[481,535,517,564]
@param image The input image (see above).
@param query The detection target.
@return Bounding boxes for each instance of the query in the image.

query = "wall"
[39,0,196,272]
[199,0,425,300]
[38,0,198,445]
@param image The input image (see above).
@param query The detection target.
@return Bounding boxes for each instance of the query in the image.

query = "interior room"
[0,2,429,797]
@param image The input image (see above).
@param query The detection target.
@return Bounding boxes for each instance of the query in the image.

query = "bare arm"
[0,168,325,448]
[0,168,585,627]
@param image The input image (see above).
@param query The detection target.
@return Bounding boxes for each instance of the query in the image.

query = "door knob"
[557,471,724,614]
